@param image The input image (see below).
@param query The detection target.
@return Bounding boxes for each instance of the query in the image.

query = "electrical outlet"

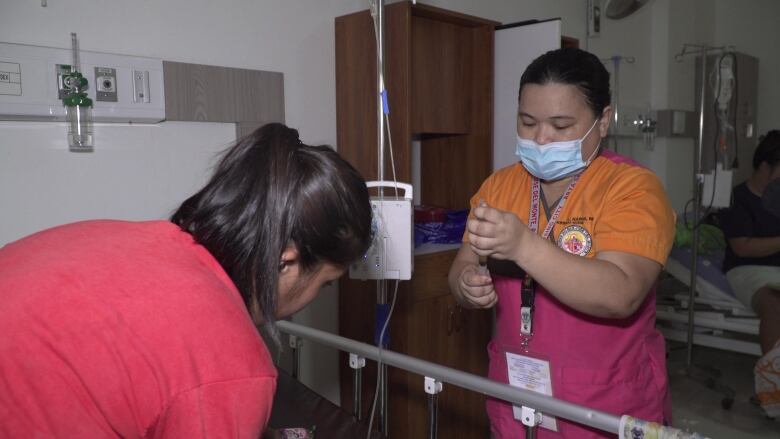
[132,70,150,103]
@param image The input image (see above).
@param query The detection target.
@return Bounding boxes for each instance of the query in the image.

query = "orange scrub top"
[469,150,675,439]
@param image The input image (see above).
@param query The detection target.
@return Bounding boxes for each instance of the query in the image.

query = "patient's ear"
[279,246,299,272]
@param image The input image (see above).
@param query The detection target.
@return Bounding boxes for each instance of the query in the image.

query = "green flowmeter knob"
[64,92,93,107]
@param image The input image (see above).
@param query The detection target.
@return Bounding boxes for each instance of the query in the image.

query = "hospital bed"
[656,246,761,357]
[268,368,383,438]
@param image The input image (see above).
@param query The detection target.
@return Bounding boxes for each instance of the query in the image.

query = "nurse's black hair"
[519,47,612,117]
[171,123,372,339]
[753,130,780,170]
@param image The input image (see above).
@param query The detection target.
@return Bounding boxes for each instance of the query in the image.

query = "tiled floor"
[666,341,779,438]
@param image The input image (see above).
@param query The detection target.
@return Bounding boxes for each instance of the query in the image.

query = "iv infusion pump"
[349,181,414,281]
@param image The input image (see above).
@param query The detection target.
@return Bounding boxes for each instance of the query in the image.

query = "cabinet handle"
[454,304,463,333]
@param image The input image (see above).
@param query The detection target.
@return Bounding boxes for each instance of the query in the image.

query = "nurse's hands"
[456,264,497,309]
[467,204,530,264]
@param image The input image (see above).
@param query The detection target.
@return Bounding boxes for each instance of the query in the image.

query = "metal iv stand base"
[680,363,735,409]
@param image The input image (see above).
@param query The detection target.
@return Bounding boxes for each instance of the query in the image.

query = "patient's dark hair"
[753,130,780,170]
[519,47,612,117]
[171,123,372,335]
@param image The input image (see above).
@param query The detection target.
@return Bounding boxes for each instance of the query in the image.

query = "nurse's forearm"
[514,234,650,319]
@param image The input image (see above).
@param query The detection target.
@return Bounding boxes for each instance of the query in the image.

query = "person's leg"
[752,286,780,354]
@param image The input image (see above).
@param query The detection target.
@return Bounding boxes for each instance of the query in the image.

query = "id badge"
[505,350,558,432]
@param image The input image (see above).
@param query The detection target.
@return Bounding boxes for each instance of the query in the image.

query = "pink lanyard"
[520,175,581,341]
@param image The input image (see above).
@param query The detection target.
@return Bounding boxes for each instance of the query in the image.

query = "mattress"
[665,247,745,311]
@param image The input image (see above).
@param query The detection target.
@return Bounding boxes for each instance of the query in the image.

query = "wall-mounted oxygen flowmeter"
[52,33,93,152]
[349,181,414,281]
[59,34,94,152]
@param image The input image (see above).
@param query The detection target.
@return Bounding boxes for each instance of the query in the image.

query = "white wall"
[0,121,235,242]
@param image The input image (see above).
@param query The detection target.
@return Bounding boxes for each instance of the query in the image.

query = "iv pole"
[369,1,410,434]
[674,42,736,409]
[372,0,389,434]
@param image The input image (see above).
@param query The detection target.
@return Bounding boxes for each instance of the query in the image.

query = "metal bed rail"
[277,321,710,438]
[277,320,619,435]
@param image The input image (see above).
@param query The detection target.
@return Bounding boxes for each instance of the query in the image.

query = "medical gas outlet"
[0,41,165,123]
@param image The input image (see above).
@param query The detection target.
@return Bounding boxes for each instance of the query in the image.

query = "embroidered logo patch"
[557,225,592,256]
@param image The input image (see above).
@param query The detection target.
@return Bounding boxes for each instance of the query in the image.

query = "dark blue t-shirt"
[720,182,780,272]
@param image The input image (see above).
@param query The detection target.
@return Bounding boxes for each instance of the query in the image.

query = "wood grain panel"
[335,11,379,181]
[420,134,471,209]
[163,61,284,124]
[231,67,284,123]
[462,24,495,200]
[420,24,493,210]
[407,249,459,303]
[236,121,268,138]
[411,16,471,134]
[384,2,413,184]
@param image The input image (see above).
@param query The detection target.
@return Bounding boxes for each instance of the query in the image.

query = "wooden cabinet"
[335,3,496,438]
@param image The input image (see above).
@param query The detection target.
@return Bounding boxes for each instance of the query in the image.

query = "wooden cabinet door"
[392,293,491,439]
[384,250,491,438]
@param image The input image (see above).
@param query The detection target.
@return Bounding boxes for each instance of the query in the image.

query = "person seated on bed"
[720,130,780,418]
[721,129,780,354]
[0,123,373,438]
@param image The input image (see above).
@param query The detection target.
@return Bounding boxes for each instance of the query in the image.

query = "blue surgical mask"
[515,119,601,181]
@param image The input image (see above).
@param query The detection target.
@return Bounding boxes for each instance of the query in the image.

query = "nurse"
[448,48,675,438]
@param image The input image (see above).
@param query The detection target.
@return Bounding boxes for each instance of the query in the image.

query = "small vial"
[475,198,489,275]
[477,255,488,275]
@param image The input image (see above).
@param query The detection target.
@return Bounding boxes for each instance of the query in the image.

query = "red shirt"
[0,220,277,438]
